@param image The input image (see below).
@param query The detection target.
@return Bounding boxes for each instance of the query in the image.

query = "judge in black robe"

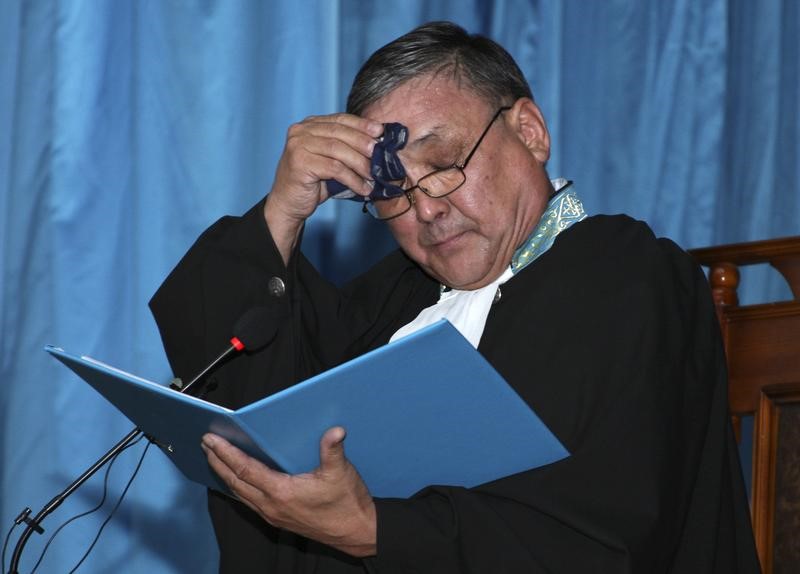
[150,20,759,574]
[151,201,759,573]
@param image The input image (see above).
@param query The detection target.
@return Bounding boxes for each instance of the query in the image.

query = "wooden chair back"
[690,236,800,574]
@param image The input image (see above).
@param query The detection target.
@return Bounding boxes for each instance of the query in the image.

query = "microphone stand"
[7,345,240,574]
[8,428,142,574]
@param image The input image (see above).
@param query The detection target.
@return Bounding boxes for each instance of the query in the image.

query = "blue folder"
[46,320,568,498]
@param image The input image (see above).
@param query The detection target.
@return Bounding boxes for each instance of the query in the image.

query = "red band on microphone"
[230,337,245,351]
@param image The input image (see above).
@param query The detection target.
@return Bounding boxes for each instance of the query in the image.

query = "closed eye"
[430,163,455,171]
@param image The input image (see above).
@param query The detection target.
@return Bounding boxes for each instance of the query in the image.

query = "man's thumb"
[319,426,347,469]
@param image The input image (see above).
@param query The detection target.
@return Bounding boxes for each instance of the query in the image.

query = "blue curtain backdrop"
[1,1,797,572]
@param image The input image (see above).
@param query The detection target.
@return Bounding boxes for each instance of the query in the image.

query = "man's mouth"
[426,230,468,249]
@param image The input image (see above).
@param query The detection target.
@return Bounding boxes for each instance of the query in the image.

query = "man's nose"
[411,190,450,222]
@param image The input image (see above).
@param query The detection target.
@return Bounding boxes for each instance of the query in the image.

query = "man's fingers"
[294,115,382,159]
[280,119,382,198]
[293,136,374,183]
[202,433,279,492]
[302,112,384,138]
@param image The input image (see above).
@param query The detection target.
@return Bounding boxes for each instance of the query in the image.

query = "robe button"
[493,286,502,304]
[267,276,286,297]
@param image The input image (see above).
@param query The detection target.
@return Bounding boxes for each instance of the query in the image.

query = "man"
[150,22,759,573]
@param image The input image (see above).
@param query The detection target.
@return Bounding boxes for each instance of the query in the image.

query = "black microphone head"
[232,305,287,351]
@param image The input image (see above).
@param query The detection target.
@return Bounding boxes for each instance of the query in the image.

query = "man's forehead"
[364,77,487,147]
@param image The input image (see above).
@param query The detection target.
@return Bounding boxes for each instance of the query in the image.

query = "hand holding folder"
[201,425,378,556]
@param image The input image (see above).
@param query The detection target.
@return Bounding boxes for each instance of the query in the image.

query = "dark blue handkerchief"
[326,122,408,201]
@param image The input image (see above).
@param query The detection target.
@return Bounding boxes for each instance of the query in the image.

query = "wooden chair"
[689,237,800,574]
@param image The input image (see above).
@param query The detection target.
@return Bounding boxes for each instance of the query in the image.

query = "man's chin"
[406,238,499,290]
[425,263,499,291]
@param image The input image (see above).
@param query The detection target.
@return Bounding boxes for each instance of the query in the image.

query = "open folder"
[46,320,568,498]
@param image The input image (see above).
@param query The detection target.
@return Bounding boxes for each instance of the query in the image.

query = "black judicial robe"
[150,199,760,573]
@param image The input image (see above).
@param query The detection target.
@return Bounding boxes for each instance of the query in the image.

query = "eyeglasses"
[363,106,511,220]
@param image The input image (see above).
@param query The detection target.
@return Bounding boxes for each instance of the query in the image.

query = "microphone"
[232,304,285,350]
[170,305,287,395]
[7,305,286,574]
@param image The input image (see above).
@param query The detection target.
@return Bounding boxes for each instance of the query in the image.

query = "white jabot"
[390,267,514,348]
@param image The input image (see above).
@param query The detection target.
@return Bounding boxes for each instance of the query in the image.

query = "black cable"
[67,440,151,573]
[2,520,20,574]
[28,434,145,574]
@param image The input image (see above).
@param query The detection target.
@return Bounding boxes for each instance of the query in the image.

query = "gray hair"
[346,21,533,116]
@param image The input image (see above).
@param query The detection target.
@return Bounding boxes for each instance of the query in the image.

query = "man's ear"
[508,98,550,164]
